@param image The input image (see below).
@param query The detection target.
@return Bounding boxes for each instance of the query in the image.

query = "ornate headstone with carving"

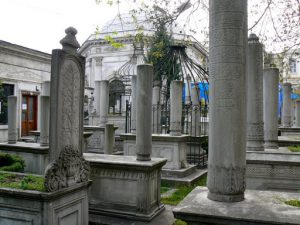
[45,27,90,192]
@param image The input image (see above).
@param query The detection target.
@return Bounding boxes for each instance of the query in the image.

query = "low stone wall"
[0,142,48,175]
[246,151,300,191]
[84,153,167,221]
[0,182,90,225]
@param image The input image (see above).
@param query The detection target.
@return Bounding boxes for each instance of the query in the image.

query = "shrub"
[0,153,25,172]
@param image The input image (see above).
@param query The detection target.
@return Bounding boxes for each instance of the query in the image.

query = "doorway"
[21,94,38,136]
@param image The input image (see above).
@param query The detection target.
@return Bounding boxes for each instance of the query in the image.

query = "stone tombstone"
[191,86,201,136]
[263,68,279,149]
[8,96,17,144]
[131,75,137,133]
[136,64,153,161]
[246,34,264,151]
[282,82,292,127]
[295,100,300,127]
[99,80,109,126]
[170,80,183,136]
[40,96,50,146]
[45,27,89,192]
[207,0,247,202]
[152,80,161,134]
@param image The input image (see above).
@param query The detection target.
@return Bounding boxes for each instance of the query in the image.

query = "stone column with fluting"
[136,64,153,161]
[8,96,17,144]
[263,68,279,149]
[104,123,115,154]
[99,80,109,127]
[131,75,137,133]
[295,100,300,127]
[191,86,200,136]
[282,82,292,127]
[246,34,264,151]
[152,81,161,134]
[207,0,247,202]
[170,80,183,136]
[40,96,50,146]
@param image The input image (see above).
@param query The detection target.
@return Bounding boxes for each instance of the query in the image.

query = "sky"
[0,0,282,54]
[0,0,132,53]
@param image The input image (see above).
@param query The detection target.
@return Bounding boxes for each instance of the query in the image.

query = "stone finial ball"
[249,33,259,42]
[65,27,77,36]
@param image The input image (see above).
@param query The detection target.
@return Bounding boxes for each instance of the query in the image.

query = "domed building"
[79,13,208,132]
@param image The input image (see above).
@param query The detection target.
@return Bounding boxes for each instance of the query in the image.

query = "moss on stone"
[0,172,45,192]
[285,199,300,208]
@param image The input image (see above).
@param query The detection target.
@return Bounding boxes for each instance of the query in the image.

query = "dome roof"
[96,13,183,38]
[100,13,153,34]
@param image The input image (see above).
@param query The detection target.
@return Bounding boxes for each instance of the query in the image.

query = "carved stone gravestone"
[0,27,90,225]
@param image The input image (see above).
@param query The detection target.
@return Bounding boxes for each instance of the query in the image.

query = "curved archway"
[109,79,125,114]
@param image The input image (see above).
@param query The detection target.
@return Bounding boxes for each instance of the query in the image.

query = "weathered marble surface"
[84,153,167,221]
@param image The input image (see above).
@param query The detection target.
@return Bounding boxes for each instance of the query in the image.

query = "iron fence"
[125,100,209,168]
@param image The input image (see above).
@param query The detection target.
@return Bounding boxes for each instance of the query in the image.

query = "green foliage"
[0,172,45,192]
[0,153,25,172]
[284,199,300,208]
[288,145,300,152]
[160,186,170,194]
[104,34,125,49]
[161,174,207,205]
[147,21,181,84]
[173,219,187,225]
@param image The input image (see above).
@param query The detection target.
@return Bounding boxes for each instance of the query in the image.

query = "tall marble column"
[94,81,101,115]
[282,83,292,127]
[295,100,300,127]
[99,80,109,126]
[136,64,153,161]
[170,80,183,136]
[131,75,137,133]
[191,86,200,136]
[104,123,115,154]
[8,96,17,144]
[207,0,247,202]
[40,96,50,146]
[152,82,161,134]
[263,68,279,149]
[246,34,264,151]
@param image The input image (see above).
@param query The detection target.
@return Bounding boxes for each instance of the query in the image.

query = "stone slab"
[120,133,190,142]
[279,127,300,136]
[162,165,196,178]
[162,169,207,187]
[246,150,300,191]
[173,187,300,225]
[84,153,167,221]
[89,205,176,225]
[0,142,48,154]
[278,136,300,147]
[84,153,167,169]
[121,134,190,170]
